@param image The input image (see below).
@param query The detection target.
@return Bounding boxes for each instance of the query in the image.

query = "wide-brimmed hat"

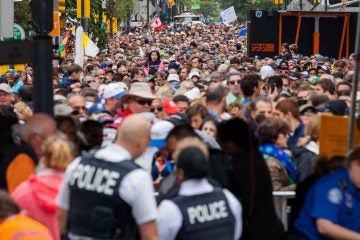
[122,82,157,101]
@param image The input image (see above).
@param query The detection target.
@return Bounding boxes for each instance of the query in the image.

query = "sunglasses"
[229,80,241,85]
[134,98,152,106]
[73,106,86,111]
[150,107,163,112]
[86,80,97,84]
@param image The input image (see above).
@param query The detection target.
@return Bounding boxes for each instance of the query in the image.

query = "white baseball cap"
[103,82,128,99]
[149,120,175,148]
[0,83,11,93]
[260,65,275,80]
[167,73,180,82]
[188,71,200,80]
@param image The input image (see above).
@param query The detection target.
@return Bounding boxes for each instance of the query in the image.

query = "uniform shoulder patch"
[327,188,343,205]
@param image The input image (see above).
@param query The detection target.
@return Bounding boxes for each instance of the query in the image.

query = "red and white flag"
[151,16,164,31]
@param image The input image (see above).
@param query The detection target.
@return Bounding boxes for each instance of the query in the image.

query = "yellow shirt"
[0,214,54,240]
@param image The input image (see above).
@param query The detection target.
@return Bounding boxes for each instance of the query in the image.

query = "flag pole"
[347,9,360,152]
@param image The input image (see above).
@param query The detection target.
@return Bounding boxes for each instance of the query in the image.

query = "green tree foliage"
[219,0,248,21]
[177,0,220,22]
[219,0,273,22]
[64,0,135,50]
[14,0,32,34]
[199,0,220,20]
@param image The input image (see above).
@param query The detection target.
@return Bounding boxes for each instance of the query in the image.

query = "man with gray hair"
[21,113,57,156]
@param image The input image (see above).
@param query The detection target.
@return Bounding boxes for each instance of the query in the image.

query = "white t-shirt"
[157,178,243,240]
[56,144,157,226]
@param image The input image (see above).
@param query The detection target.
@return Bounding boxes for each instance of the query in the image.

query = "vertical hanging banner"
[74,26,84,67]
[77,0,90,18]
[106,18,118,33]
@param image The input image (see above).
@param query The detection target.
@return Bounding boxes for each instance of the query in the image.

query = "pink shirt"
[12,169,64,240]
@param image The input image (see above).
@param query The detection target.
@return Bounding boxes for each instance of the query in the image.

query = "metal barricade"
[273,191,296,230]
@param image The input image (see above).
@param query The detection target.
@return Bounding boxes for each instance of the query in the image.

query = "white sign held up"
[220,6,237,24]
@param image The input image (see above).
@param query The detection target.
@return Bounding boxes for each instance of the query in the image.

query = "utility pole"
[127,1,131,33]
[347,9,360,151]
[0,0,14,39]
[30,0,54,115]
[147,0,150,24]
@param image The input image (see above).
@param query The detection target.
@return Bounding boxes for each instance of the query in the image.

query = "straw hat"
[122,82,157,101]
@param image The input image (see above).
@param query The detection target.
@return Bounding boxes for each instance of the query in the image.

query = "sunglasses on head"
[134,98,152,105]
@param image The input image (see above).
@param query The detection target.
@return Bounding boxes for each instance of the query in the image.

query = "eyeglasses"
[229,80,241,85]
[150,107,163,112]
[134,98,152,106]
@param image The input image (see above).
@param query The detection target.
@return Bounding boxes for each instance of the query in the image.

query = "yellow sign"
[319,114,360,158]
[49,11,61,37]
[274,0,283,4]
[106,17,118,33]
[77,0,90,18]
[93,13,107,23]
[0,64,25,75]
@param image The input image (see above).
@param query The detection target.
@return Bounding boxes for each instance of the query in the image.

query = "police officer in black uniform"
[157,137,242,240]
[57,115,158,240]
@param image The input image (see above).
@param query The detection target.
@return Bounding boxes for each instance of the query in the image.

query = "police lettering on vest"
[67,155,140,239]
[187,200,228,224]
[173,189,235,240]
[69,163,120,196]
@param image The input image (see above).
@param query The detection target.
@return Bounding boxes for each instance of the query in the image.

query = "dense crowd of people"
[0,22,360,240]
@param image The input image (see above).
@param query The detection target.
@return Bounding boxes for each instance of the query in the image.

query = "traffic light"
[30,0,54,34]
[58,0,66,14]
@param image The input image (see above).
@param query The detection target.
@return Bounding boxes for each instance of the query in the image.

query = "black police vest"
[67,154,140,240]
[172,188,236,240]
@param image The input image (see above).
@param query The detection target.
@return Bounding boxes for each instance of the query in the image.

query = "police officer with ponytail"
[157,137,242,240]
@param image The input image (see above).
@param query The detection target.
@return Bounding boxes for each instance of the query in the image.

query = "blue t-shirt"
[295,168,360,239]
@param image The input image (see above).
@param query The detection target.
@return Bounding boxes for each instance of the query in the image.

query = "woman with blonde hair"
[11,133,74,240]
